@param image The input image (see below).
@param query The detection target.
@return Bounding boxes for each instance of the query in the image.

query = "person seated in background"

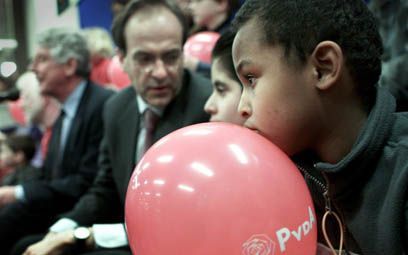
[15,71,60,168]
[204,29,244,125]
[111,0,130,17]
[232,0,408,254]
[0,134,41,186]
[83,27,116,89]
[0,27,113,254]
[174,0,195,34]
[0,76,19,130]
[189,0,240,34]
[16,1,211,254]
[368,0,408,111]
[184,0,241,76]
[0,131,10,181]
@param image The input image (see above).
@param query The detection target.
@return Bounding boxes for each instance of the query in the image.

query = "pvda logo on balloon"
[242,206,316,255]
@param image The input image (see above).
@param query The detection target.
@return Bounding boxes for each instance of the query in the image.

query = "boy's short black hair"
[232,0,383,108]
[4,135,36,162]
[212,29,240,86]
[112,0,188,54]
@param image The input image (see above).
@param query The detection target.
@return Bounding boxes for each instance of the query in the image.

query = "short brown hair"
[112,0,188,53]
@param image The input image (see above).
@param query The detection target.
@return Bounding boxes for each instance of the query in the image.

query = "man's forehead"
[125,11,183,46]
[131,46,181,56]
[126,7,182,32]
[34,46,53,57]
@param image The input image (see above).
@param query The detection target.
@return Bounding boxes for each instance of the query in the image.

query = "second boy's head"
[232,0,383,157]
[205,29,245,124]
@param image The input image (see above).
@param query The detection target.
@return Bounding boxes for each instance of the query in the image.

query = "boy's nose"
[204,94,216,115]
[238,94,251,119]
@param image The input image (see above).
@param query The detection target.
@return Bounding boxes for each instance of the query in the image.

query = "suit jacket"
[22,81,113,210]
[64,70,211,225]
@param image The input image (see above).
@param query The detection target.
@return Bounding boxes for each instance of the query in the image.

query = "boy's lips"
[244,125,260,133]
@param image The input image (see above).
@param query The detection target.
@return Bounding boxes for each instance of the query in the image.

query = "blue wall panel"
[78,0,113,31]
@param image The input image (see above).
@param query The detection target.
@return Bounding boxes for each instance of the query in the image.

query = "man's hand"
[23,231,75,255]
[0,186,17,207]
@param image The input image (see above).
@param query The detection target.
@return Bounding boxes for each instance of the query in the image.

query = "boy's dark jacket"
[298,86,408,255]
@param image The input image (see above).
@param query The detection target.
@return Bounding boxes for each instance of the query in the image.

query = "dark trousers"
[0,197,75,254]
[0,202,54,254]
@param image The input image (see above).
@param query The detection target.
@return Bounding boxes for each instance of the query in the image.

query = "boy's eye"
[244,74,257,87]
[214,83,227,95]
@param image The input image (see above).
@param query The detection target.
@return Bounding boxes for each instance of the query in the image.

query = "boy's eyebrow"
[236,59,252,73]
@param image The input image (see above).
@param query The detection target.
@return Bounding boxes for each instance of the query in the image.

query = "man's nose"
[151,59,168,80]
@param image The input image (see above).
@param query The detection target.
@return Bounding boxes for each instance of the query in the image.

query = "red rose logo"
[242,234,275,255]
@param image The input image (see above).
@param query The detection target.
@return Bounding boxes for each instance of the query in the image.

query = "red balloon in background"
[126,122,317,255]
[107,55,131,89]
[183,31,220,64]
[8,99,26,125]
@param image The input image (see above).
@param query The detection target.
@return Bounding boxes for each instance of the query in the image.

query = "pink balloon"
[184,31,220,64]
[107,55,131,89]
[126,122,317,255]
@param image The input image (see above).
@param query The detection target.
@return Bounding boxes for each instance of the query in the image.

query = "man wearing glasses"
[17,1,211,254]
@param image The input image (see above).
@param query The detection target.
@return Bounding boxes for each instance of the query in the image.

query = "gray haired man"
[0,27,113,253]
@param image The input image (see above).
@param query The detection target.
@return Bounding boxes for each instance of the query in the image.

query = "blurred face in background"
[122,7,184,108]
[189,0,227,29]
[175,0,191,15]
[30,47,68,101]
[16,72,44,124]
[204,57,244,124]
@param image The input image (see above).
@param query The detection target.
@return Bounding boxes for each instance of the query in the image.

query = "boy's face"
[204,58,245,124]
[232,19,320,156]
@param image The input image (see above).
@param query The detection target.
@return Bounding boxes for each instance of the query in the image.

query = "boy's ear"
[310,41,343,91]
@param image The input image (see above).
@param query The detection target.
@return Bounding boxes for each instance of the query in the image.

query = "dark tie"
[51,109,65,178]
[142,108,159,155]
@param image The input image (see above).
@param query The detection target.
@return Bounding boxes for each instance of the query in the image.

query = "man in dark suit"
[0,28,113,253]
[19,1,211,255]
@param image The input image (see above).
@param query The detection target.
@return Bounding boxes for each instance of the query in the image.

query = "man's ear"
[64,58,79,76]
[117,50,131,75]
[310,41,343,91]
[118,50,126,64]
